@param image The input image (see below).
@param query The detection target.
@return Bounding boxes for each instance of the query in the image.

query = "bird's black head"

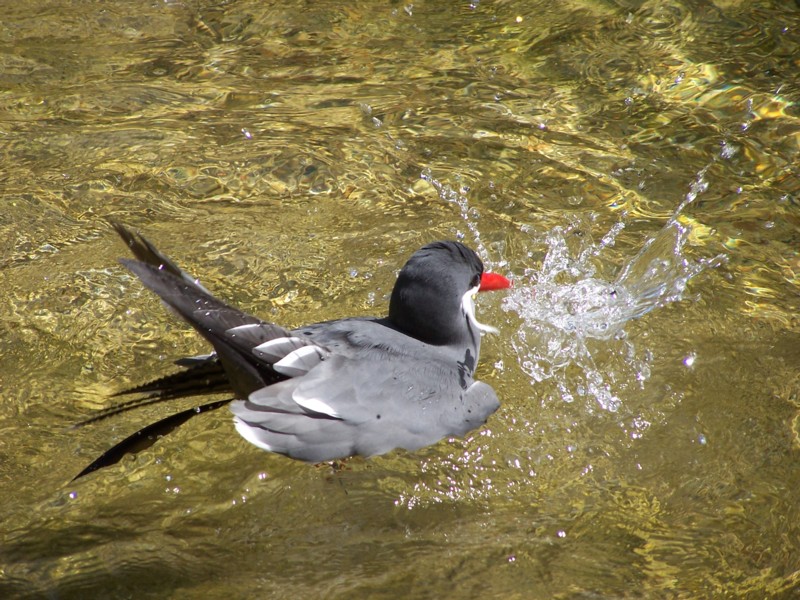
[388,241,488,347]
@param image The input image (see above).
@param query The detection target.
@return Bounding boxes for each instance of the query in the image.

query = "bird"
[72,223,511,479]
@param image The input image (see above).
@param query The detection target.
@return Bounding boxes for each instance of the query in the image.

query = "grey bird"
[73,224,510,478]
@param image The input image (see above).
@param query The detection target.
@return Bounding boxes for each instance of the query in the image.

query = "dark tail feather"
[72,359,231,428]
[70,360,231,478]
[73,395,181,428]
[109,220,211,292]
[70,222,287,481]
[112,357,230,399]
[109,222,291,398]
[71,399,232,481]
[113,219,268,403]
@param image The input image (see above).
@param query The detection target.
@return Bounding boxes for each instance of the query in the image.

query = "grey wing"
[230,354,500,462]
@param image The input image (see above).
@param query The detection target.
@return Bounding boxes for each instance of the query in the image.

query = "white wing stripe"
[273,345,326,377]
[227,323,265,334]
[253,336,306,361]
[294,395,342,419]
[233,417,275,452]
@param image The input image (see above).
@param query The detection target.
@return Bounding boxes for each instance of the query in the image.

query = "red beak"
[478,272,512,292]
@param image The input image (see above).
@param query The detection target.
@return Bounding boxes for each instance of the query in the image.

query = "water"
[2,1,800,598]
[420,168,507,271]
[502,170,726,411]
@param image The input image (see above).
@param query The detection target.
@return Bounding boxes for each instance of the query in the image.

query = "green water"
[1,1,799,598]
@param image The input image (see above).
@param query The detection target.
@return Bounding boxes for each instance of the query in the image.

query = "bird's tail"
[71,222,290,480]
[111,221,289,397]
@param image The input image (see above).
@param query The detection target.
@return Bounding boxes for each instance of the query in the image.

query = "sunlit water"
[2,1,800,599]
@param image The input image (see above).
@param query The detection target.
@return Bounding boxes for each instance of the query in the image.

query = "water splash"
[503,171,725,411]
[421,169,500,267]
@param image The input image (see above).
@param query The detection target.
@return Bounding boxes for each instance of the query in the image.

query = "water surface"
[1,1,799,598]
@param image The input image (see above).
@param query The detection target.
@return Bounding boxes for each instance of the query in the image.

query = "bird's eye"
[471,273,481,289]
